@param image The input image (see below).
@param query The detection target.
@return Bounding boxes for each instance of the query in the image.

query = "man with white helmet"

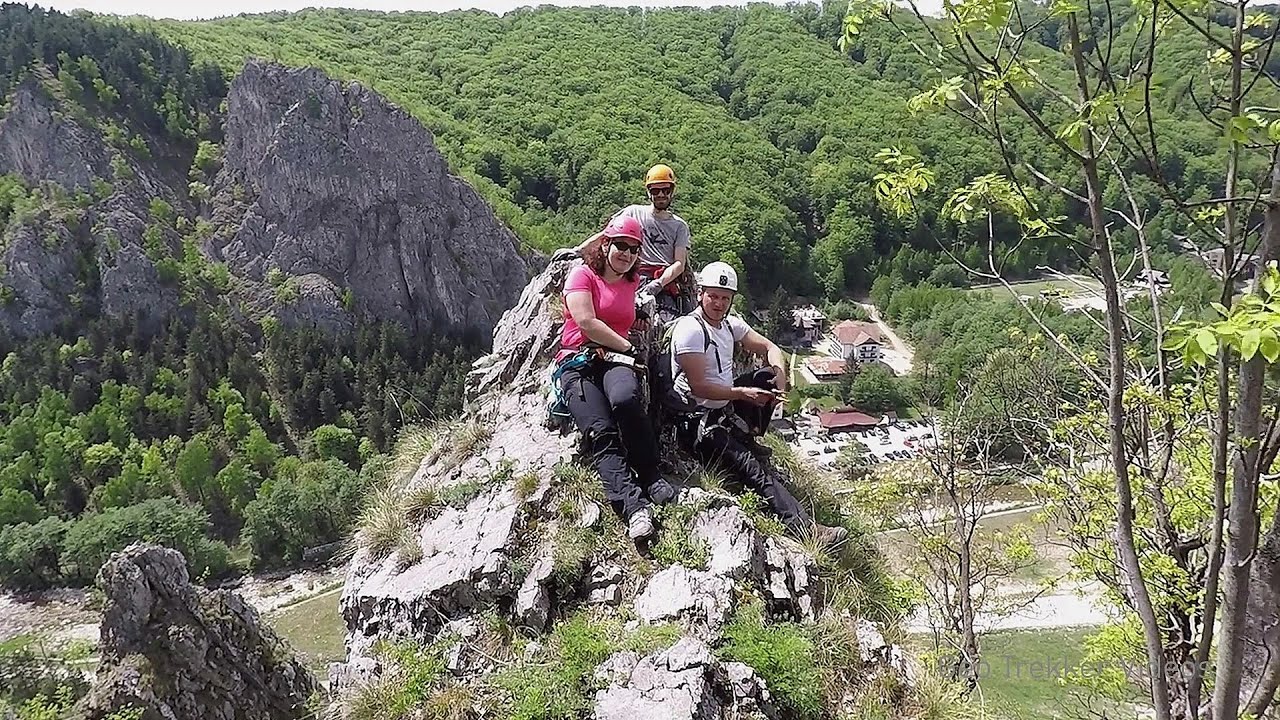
[668,262,850,548]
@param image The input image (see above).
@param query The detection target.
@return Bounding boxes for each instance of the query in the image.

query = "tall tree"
[843,0,1280,716]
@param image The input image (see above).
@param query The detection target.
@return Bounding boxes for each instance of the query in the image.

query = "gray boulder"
[593,637,775,720]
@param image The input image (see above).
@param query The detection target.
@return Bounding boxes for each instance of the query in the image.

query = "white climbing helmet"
[697,262,739,292]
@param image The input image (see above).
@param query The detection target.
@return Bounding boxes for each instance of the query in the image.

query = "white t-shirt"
[671,310,751,409]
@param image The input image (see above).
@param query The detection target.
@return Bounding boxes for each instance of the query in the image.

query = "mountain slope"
[137,1,1255,300]
[0,7,522,592]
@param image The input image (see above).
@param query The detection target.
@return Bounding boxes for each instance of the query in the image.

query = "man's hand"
[551,247,580,263]
[631,317,651,333]
[771,365,788,393]
[736,387,776,407]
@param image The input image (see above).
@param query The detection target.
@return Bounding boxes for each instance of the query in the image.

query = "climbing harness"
[546,344,643,427]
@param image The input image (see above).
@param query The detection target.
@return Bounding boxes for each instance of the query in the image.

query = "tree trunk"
[955,492,979,691]
[1243,521,1280,717]
[1065,15,1174,720]
[1235,152,1280,719]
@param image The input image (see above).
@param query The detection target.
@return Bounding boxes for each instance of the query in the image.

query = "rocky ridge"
[329,257,916,718]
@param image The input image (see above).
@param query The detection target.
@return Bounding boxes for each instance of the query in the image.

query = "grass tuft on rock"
[347,639,454,720]
[514,472,540,502]
[390,422,441,480]
[652,500,709,570]
[439,479,485,509]
[358,483,409,561]
[402,483,440,522]
[490,611,617,720]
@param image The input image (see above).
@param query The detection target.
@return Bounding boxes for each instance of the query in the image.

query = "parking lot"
[789,415,938,467]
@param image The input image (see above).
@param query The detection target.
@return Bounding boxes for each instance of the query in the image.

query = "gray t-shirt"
[671,310,751,409]
[614,204,690,266]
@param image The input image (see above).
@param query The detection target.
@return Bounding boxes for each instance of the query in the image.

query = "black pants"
[685,369,810,532]
[559,361,661,519]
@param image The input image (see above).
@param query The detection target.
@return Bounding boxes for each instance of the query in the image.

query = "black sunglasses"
[647,185,673,196]
[610,240,641,255]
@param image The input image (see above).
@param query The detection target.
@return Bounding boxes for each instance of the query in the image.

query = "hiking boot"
[648,478,677,505]
[628,508,656,541]
[812,523,849,549]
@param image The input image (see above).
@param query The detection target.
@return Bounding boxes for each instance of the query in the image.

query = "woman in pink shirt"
[557,215,673,543]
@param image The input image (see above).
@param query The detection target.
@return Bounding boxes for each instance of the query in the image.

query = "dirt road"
[859,302,914,375]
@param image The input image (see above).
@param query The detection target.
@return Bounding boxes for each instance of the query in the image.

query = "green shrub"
[311,424,360,467]
[0,487,41,526]
[718,605,822,719]
[59,498,230,584]
[0,518,67,589]
[243,459,367,567]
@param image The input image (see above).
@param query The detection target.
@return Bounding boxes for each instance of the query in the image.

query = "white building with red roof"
[830,320,883,363]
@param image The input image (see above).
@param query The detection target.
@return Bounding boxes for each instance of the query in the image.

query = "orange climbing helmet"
[644,163,676,188]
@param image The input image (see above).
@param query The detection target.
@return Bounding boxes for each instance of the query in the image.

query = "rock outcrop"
[331,258,917,719]
[210,60,529,335]
[0,74,183,337]
[73,543,316,720]
[0,77,114,191]
[593,638,776,720]
[0,59,527,340]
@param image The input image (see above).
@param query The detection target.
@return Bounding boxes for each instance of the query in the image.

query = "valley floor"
[0,564,346,653]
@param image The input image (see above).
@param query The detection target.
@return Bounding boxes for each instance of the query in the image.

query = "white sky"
[29,0,837,21]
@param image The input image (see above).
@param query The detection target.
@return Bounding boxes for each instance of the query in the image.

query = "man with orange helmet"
[553,164,691,313]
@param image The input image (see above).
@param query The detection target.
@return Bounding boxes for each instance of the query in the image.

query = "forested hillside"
[0,0,1252,591]
[0,5,484,589]
[140,0,1252,300]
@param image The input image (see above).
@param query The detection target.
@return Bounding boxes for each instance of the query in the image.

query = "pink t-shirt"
[557,265,640,363]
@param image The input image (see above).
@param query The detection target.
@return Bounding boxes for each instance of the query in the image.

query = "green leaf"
[1186,339,1207,367]
[1264,271,1279,297]
[1227,114,1262,143]
[1242,328,1261,360]
[1268,120,1280,143]
[1195,328,1219,357]
[1161,334,1189,351]
[1261,329,1280,363]
[1211,301,1229,317]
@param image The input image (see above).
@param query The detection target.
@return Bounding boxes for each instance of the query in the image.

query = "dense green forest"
[138,0,1249,301]
[0,6,483,588]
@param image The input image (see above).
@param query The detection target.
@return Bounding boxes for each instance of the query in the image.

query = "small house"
[831,320,883,363]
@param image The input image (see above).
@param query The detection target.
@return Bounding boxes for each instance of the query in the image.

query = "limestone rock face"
[0,77,182,338]
[73,544,317,720]
[0,60,526,341]
[330,258,917,717]
[212,60,529,335]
